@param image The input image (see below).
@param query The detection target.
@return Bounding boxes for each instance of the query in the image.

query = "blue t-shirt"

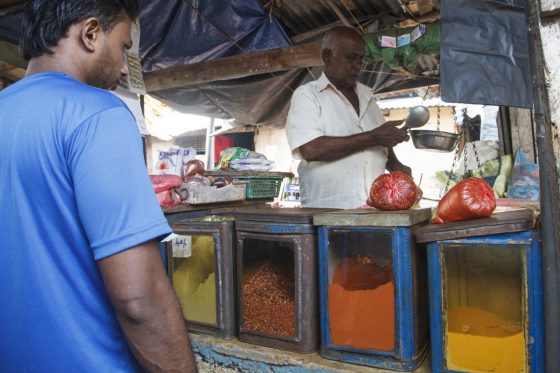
[0,73,171,372]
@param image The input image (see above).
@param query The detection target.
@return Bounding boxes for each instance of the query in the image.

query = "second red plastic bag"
[432,177,496,224]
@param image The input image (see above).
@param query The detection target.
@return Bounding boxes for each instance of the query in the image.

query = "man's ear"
[80,17,102,53]
[322,49,332,65]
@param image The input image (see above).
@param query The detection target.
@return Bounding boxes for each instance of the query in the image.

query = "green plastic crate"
[234,176,283,199]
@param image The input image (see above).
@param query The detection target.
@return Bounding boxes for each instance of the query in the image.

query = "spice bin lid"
[313,208,432,227]
[414,208,536,243]
[234,208,339,224]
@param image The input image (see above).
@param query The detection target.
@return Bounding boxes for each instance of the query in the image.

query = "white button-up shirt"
[286,73,387,209]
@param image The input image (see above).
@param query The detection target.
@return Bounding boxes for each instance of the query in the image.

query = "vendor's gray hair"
[321,30,338,53]
[321,26,362,54]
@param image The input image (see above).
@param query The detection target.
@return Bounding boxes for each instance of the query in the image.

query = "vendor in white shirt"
[286,26,411,209]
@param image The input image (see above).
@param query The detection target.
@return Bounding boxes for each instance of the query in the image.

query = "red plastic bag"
[156,189,182,207]
[149,174,182,193]
[366,171,422,211]
[432,177,496,224]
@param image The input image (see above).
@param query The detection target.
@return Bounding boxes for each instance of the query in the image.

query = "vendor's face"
[323,35,365,90]
[91,17,132,90]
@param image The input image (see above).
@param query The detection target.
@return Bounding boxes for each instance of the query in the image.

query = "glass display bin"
[234,208,335,353]
[313,208,432,371]
[426,231,544,373]
[166,216,236,338]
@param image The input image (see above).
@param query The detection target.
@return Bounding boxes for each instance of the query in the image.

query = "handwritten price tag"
[161,233,192,258]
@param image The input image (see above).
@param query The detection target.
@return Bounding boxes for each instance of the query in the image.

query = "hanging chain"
[422,85,431,101]
[462,108,470,176]
[444,106,462,194]
[436,106,441,131]
[463,135,469,177]
[444,144,461,194]
[452,106,459,132]
[472,137,482,169]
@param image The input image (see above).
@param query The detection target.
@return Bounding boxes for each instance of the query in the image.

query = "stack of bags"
[218,147,274,171]
[230,155,273,171]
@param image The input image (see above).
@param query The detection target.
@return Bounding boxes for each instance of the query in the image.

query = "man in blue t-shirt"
[0,1,197,372]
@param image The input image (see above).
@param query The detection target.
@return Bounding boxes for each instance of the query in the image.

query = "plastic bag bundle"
[367,172,422,211]
[506,149,539,200]
[149,174,183,207]
[149,174,182,193]
[432,177,496,224]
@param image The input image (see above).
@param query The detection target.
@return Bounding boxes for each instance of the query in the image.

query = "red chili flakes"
[242,259,295,337]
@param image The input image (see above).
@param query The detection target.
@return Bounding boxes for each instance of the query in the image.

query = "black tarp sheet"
[440,0,533,108]
[139,0,291,72]
[139,0,308,125]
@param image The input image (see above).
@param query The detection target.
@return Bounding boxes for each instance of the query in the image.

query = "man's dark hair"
[20,0,140,61]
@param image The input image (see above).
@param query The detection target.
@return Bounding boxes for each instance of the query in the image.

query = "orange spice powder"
[328,256,395,351]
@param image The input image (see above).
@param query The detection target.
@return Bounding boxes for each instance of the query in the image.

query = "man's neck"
[324,72,356,93]
[26,53,86,83]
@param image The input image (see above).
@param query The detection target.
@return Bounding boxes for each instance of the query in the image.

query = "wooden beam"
[0,60,25,82]
[291,15,375,44]
[325,0,354,28]
[396,14,440,28]
[144,43,322,92]
[0,0,23,8]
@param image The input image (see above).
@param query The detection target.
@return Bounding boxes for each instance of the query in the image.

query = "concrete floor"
[191,334,432,373]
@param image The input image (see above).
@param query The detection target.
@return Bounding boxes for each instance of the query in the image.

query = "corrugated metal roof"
[262,0,408,37]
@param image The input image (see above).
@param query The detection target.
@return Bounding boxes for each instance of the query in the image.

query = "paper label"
[379,35,397,48]
[162,233,192,258]
[397,34,411,47]
[411,24,426,42]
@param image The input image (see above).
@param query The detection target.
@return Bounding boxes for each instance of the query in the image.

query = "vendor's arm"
[386,147,412,176]
[299,120,409,162]
[99,242,197,372]
[286,88,409,162]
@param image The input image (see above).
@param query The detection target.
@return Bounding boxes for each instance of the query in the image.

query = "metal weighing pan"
[410,129,459,152]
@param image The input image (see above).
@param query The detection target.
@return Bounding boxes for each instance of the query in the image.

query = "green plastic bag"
[363,23,440,71]
[218,147,250,169]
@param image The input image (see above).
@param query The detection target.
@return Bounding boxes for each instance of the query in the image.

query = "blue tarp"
[139,0,292,72]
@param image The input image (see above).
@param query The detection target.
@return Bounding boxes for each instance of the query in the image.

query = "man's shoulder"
[294,77,323,95]
[21,73,127,114]
[53,76,126,111]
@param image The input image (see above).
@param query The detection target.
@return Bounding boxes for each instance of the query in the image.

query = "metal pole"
[525,1,560,372]
[205,118,215,170]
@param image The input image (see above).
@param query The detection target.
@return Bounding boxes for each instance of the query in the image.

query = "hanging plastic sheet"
[150,57,408,126]
[139,0,292,72]
[151,67,320,127]
[440,0,533,108]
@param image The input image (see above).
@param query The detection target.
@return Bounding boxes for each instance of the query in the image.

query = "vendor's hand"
[370,121,410,148]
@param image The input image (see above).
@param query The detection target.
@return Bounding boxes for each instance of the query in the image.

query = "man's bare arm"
[98,241,198,373]
[299,120,409,162]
